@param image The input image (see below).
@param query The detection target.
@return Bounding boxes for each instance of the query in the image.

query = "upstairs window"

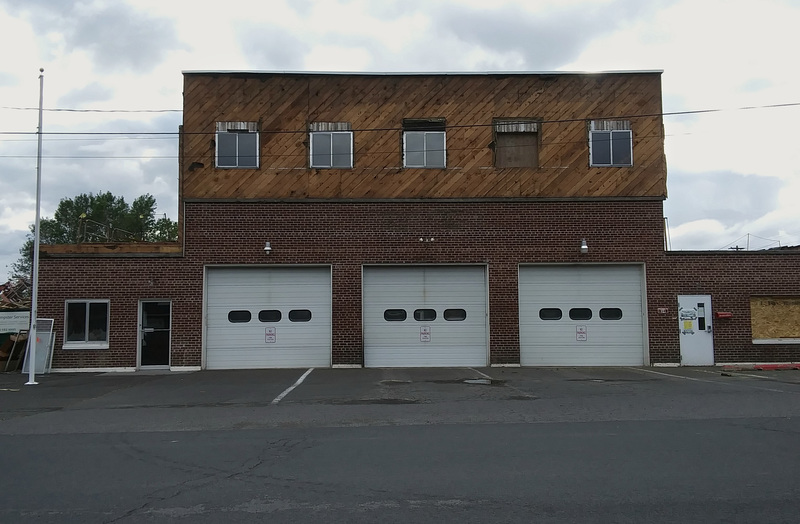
[494,119,539,168]
[216,122,259,168]
[310,122,353,168]
[403,118,446,168]
[589,120,632,167]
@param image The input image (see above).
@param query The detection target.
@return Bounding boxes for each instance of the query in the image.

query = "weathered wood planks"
[182,72,666,200]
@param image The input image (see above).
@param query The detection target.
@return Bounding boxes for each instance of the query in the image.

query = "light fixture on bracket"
[264,241,272,254]
[580,238,589,254]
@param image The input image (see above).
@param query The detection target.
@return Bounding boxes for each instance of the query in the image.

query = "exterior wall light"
[580,239,589,254]
[264,241,272,254]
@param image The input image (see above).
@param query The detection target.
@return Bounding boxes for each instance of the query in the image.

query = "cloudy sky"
[2,0,799,278]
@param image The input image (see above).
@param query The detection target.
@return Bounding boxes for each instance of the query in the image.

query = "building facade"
[37,71,800,371]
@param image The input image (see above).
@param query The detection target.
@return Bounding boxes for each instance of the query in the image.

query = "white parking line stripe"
[630,367,796,394]
[631,368,715,383]
[271,368,314,405]
[469,367,493,380]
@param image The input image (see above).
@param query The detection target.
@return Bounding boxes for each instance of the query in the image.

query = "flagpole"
[25,68,44,386]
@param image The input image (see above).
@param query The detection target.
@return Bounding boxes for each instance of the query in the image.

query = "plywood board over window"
[494,119,539,168]
[750,296,800,343]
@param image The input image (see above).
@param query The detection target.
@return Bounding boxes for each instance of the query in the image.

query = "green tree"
[10,192,178,280]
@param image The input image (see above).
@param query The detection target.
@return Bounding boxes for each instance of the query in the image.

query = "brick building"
[37,71,800,371]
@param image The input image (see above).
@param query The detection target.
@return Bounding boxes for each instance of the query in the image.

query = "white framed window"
[403,118,446,168]
[310,131,353,168]
[589,120,633,167]
[216,122,259,168]
[64,300,109,349]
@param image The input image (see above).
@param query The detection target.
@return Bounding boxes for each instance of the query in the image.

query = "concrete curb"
[721,363,800,371]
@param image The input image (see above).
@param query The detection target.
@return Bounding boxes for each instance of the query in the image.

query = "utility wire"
[0,106,181,113]
[1,101,799,136]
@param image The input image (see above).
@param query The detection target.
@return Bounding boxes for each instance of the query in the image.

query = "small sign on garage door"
[265,327,276,343]
[420,326,431,342]
[576,325,588,341]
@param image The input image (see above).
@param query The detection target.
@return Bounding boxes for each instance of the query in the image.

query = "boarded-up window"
[494,119,539,168]
[750,296,800,341]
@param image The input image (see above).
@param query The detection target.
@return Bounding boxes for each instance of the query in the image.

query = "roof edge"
[181,69,664,76]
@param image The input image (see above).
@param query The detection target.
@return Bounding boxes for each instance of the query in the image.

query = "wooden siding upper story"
[181,71,667,200]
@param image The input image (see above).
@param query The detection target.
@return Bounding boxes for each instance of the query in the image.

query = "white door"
[678,294,714,365]
[519,265,646,366]
[363,266,487,367]
[205,267,331,369]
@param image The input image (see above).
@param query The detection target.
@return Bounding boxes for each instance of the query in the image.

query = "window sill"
[752,338,800,345]
[62,343,110,350]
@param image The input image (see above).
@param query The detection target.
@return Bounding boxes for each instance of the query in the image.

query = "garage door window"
[539,308,563,320]
[414,309,437,321]
[599,308,623,320]
[569,308,593,320]
[228,310,251,323]
[289,309,312,322]
[444,309,467,321]
[384,309,407,321]
[258,310,282,322]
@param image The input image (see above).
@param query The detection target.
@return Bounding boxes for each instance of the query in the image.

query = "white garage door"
[363,266,487,367]
[205,267,331,369]
[519,265,645,366]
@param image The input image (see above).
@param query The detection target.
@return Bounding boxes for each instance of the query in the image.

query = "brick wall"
[37,199,800,369]
[647,252,800,364]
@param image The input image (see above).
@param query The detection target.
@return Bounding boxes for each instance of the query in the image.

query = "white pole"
[25,68,44,386]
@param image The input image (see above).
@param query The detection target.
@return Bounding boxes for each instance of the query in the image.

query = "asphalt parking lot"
[2,366,800,523]
[2,365,800,434]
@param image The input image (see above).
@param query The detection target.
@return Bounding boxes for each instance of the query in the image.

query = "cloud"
[0,71,18,87]
[665,170,781,226]
[237,23,311,69]
[430,0,674,70]
[57,82,115,108]
[41,113,181,215]
[664,169,791,250]
[0,0,186,73]
[0,229,29,278]
[0,110,181,225]
[0,109,181,278]
[738,78,772,93]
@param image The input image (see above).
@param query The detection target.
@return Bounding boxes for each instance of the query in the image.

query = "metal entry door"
[140,301,171,367]
[678,295,714,365]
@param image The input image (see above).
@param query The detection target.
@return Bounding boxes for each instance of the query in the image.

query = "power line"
[1,100,799,136]
[0,106,181,113]
[0,131,666,160]
[0,136,176,142]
